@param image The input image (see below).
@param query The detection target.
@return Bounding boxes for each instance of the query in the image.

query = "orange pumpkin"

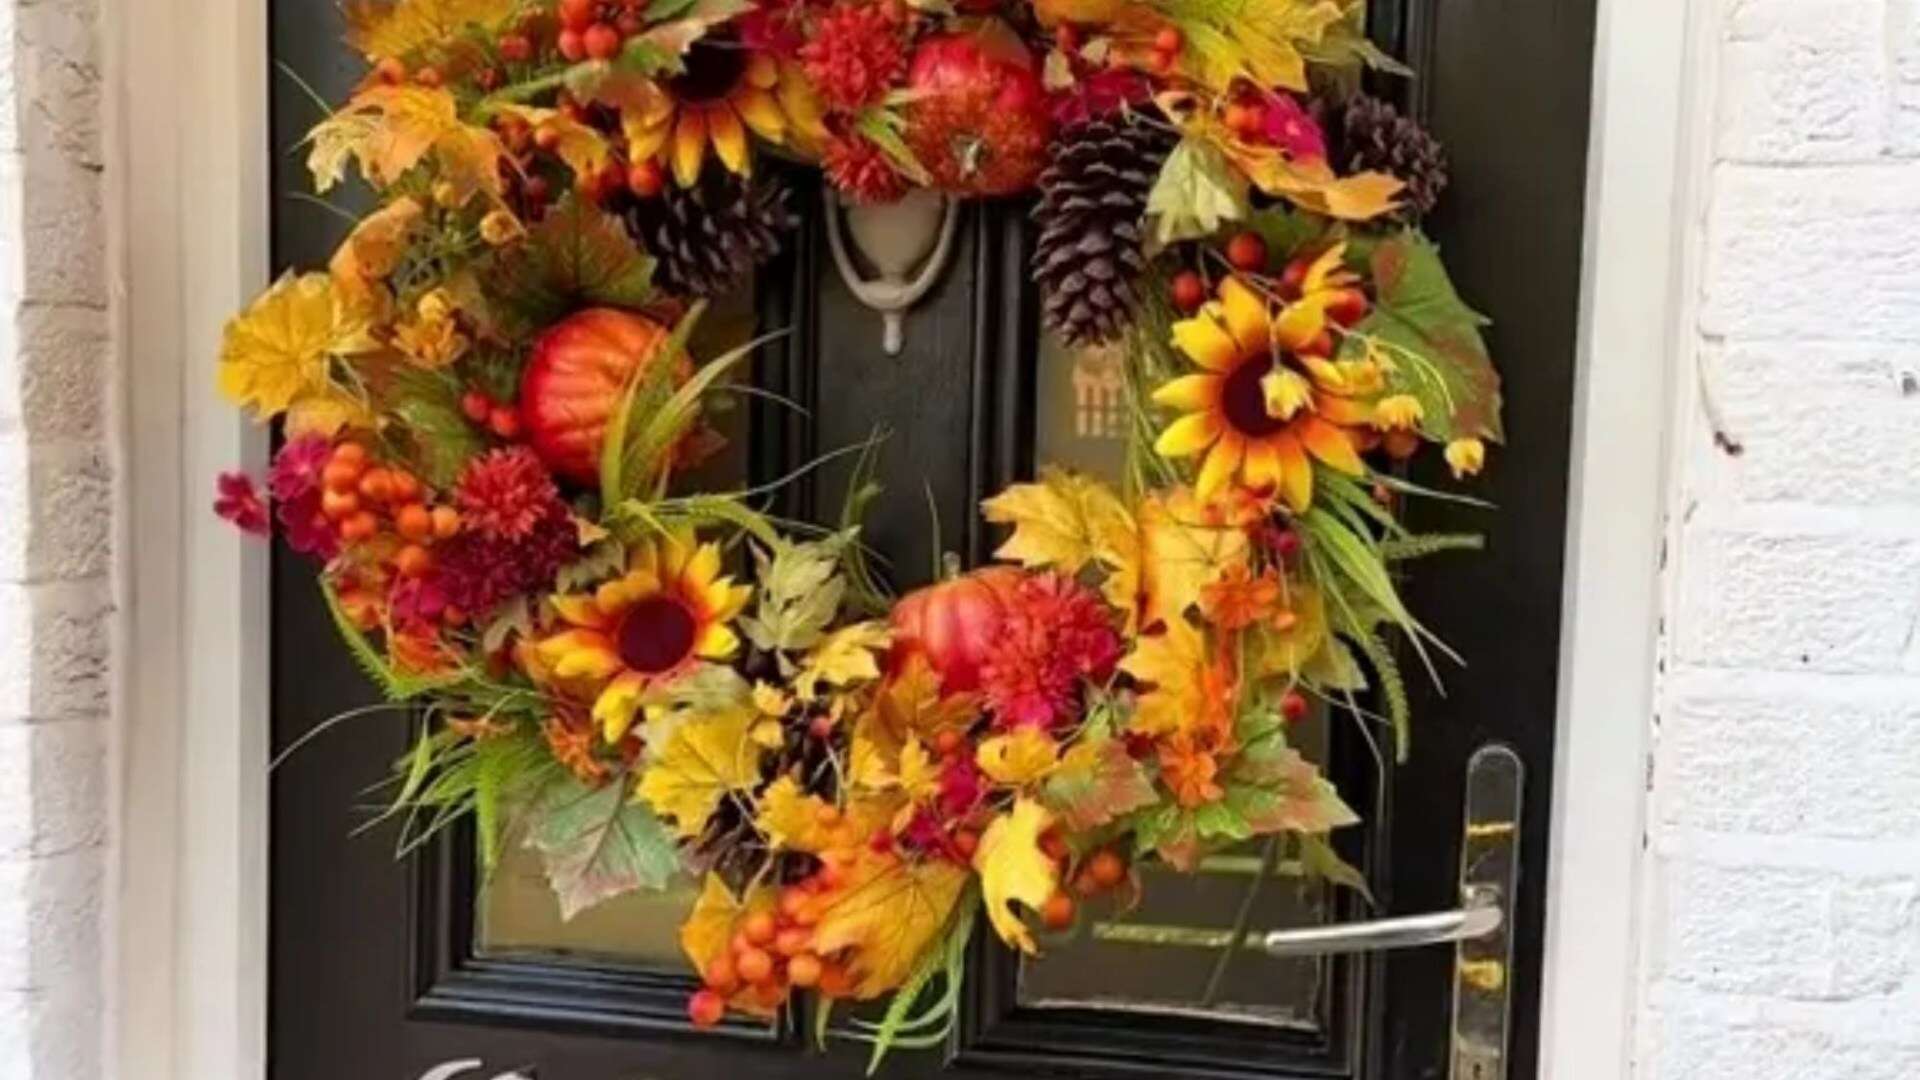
[888,566,1025,693]
[518,308,685,485]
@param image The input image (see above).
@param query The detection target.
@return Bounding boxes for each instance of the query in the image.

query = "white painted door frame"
[101,0,1698,1076]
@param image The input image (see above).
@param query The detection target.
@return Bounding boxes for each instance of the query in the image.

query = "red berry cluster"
[461,387,523,441]
[556,0,647,62]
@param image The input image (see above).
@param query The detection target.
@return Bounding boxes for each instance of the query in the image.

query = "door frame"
[106,0,1703,1077]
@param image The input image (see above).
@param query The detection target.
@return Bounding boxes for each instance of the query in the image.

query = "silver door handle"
[1250,745,1525,1080]
[1260,885,1504,958]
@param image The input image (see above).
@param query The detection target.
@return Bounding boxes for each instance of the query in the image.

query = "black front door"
[268,1,1596,1077]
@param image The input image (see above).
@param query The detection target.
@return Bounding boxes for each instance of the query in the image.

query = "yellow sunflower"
[1152,252,1379,509]
[531,529,753,743]
[625,41,827,188]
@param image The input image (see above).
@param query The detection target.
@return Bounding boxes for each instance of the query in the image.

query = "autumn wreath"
[213,0,1498,1056]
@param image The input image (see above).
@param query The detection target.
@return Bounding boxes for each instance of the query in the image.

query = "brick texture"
[1645,0,1920,1075]
[0,0,109,1077]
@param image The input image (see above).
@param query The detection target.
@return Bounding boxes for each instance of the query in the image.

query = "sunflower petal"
[1151,374,1222,412]
[1300,416,1366,475]
[1273,296,1331,352]
[1196,436,1245,499]
[685,541,723,591]
[707,104,750,175]
[1314,391,1375,427]
[550,594,609,630]
[1243,438,1284,493]
[626,115,673,162]
[746,52,780,90]
[1171,313,1243,373]
[1155,411,1224,458]
[1219,277,1272,354]
[595,671,649,744]
[672,108,708,188]
[696,623,740,661]
[1273,432,1313,511]
[731,86,787,142]
[552,639,623,682]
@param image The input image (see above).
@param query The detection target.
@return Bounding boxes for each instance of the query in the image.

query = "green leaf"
[556,537,629,594]
[482,194,656,334]
[1040,736,1158,832]
[527,775,682,920]
[1146,137,1250,248]
[738,536,850,655]
[381,365,485,489]
[1248,204,1332,262]
[1298,832,1372,902]
[853,107,932,187]
[599,301,705,505]
[616,327,775,502]
[1341,230,1501,442]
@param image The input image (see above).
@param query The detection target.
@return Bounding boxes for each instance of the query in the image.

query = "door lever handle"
[1259,885,1504,958]
[1249,745,1524,1080]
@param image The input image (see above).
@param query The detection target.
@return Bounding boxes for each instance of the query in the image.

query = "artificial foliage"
[215,0,1500,1061]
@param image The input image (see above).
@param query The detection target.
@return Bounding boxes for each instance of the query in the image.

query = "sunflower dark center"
[668,39,747,103]
[1221,353,1288,439]
[618,597,699,675]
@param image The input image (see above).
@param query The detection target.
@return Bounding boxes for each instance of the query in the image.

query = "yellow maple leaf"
[981,468,1135,575]
[494,104,615,186]
[1234,150,1404,223]
[898,737,942,803]
[800,850,970,999]
[308,85,508,206]
[1151,0,1344,94]
[636,707,762,839]
[794,621,891,702]
[756,776,838,853]
[343,0,523,61]
[329,196,423,308]
[871,656,981,745]
[680,872,782,1015]
[1120,616,1233,739]
[285,390,373,438]
[973,798,1059,955]
[1114,488,1251,631]
[976,728,1061,787]
[217,273,369,421]
[1249,582,1329,678]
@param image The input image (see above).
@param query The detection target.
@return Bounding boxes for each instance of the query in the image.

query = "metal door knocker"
[823,187,961,356]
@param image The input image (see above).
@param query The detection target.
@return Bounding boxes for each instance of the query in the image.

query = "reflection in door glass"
[478,842,698,965]
[1028,332,1336,1029]
[474,283,759,966]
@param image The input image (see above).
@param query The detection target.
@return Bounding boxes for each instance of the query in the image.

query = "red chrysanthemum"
[269,435,333,501]
[455,447,563,542]
[799,3,909,112]
[214,472,270,536]
[823,134,909,204]
[432,505,579,615]
[979,572,1122,730]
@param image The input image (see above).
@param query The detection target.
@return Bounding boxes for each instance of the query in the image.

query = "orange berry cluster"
[321,443,465,618]
[687,869,858,1030]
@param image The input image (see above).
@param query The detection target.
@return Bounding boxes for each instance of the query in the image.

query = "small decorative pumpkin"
[889,566,1025,692]
[903,30,1053,197]
[518,307,683,485]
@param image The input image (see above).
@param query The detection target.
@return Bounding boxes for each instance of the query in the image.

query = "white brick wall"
[0,0,109,1078]
[1643,0,1920,1074]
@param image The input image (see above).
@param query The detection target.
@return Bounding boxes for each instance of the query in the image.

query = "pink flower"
[278,491,338,558]
[270,436,333,501]
[1261,92,1326,162]
[214,472,270,536]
